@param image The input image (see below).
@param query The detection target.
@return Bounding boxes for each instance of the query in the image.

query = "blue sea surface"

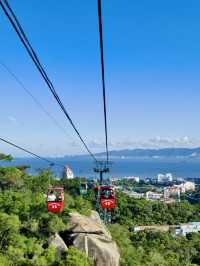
[1,157,200,179]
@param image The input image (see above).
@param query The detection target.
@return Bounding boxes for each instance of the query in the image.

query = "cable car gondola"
[79,182,88,196]
[47,187,64,213]
[99,185,116,209]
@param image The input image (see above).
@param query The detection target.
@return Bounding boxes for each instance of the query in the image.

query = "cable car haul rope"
[0,0,116,222]
[0,137,64,167]
[0,0,97,162]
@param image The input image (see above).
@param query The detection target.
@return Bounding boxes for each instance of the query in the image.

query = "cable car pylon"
[94,161,110,185]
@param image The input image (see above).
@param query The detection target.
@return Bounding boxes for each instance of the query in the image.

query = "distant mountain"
[93,147,200,159]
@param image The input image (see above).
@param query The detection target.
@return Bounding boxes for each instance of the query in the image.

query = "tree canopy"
[0,153,200,265]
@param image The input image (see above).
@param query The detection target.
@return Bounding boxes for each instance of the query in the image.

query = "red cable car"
[99,185,116,209]
[47,187,64,213]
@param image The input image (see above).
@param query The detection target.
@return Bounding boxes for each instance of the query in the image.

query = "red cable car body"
[47,187,64,213]
[99,185,116,209]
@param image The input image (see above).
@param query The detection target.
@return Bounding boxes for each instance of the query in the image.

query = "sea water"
[1,157,200,179]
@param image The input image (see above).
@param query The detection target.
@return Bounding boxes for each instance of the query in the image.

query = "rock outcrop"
[48,233,68,256]
[67,211,120,266]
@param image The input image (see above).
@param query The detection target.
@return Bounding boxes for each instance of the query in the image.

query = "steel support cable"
[0,137,64,167]
[0,61,75,141]
[0,0,97,162]
[97,0,109,163]
[2,0,53,87]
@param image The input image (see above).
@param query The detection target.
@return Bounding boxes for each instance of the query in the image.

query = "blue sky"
[1,0,200,156]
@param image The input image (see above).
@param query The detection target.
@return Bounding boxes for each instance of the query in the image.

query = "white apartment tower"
[63,166,74,179]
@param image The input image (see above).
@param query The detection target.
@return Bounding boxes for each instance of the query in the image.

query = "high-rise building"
[63,166,74,179]
[157,173,173,183]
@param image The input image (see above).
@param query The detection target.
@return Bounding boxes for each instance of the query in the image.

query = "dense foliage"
[112,192,200,226]
[109,192,200,265]
[1,154,200,265]
[109,223,200,266]
[0,156,92,266]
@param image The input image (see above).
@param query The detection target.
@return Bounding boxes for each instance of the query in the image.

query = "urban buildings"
[157,173,173,183]
[163,181,195,201]
[123,176,140,183]
[124,190,163,200]
[175,222,200,236]
[146,191,163,200]
[134,222,200,236]
[123,190,145,199]
[168,181,196,194]
[164,186,180,199]
[180,181,195,192]
[116,173,196,203]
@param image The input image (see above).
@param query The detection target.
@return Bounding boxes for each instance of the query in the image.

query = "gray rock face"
[67,211,120,266]
[48,233,68,256]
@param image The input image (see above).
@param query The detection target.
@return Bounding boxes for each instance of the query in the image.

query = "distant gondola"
[79,182,88,196]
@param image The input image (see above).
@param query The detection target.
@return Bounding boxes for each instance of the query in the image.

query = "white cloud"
[86,136,199,150]
[147,136,195,148]
[8,116,19,125]
[88,140,105,149]
[3,136,199,158]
